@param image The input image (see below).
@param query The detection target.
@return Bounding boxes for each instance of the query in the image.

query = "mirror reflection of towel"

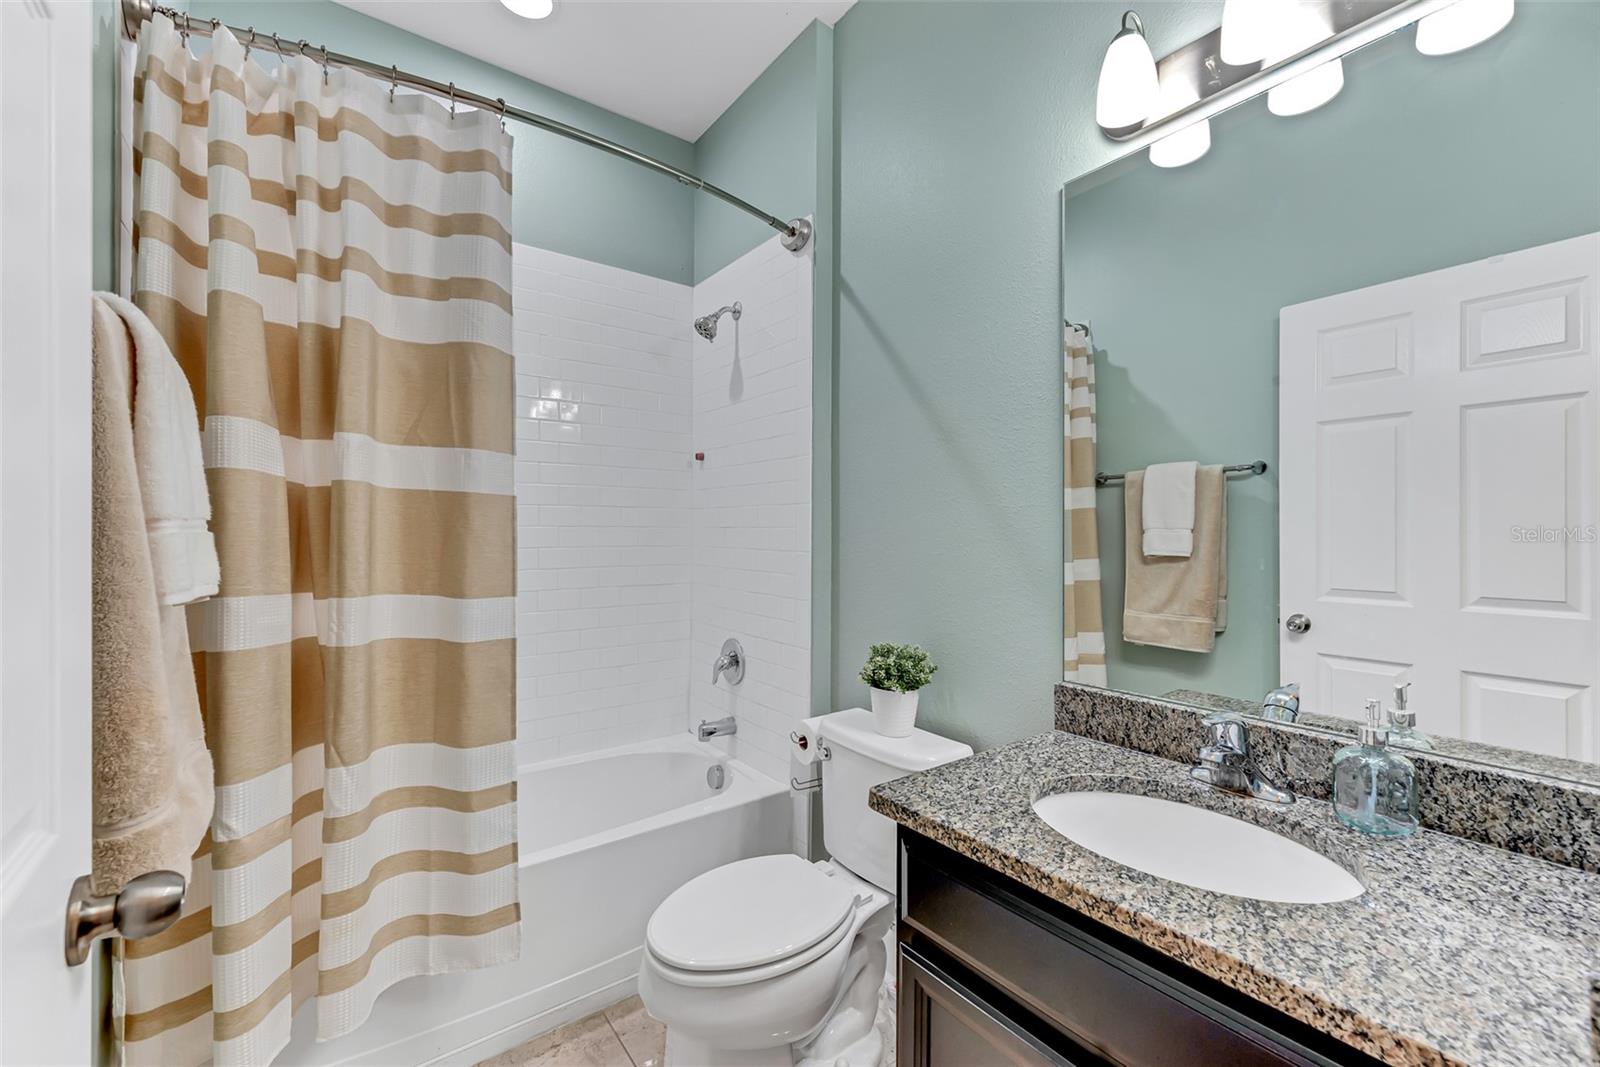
[1122,465,1227,653]
[1141,460,1197,558]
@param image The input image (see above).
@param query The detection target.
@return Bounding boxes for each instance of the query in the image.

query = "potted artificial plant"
[859,643,938,737]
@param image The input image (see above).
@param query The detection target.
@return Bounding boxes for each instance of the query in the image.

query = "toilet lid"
[646,855,858,972]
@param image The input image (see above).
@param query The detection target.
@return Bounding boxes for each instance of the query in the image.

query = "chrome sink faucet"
[1260,682,1300,723]
[697,716,737,741]
[1190,713,1295,805]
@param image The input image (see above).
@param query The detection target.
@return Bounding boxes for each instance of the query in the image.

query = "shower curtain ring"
[322,45,330,84]
[244,27,255,60]
[271,32,281,56]
[389,65,398,103]
[448,83,456,119]
[178,12,189,46]
[497,98,506,131]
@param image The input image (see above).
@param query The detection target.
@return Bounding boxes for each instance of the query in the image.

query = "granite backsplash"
[1055,682,1600,874]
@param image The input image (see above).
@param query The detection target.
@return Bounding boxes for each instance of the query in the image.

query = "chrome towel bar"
[1095,459,1267,487]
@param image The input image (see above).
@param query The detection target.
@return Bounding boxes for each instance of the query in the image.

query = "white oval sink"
[1033,791,1364,904]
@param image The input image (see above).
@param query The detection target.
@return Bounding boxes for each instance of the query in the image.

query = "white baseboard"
[288,946,645,1067]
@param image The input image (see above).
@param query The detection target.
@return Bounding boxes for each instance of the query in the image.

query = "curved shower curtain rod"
[119,0,813,253]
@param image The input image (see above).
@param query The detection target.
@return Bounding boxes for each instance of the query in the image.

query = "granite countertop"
[869,730,1600,1067]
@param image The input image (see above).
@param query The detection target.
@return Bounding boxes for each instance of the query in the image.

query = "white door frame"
[0,0,96,1062]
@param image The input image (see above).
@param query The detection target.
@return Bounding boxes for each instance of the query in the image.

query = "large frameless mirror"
[1061,0,1600,784]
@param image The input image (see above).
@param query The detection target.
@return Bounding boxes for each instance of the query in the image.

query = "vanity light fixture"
[1148,77,1210,168]
[1265,4,1345,116]
[1095,11,1160,131]
[1097,0,1469,156]
[499,0,555,19]
[1266,57,1345,115]
[1219,0,1276,65]
[1415,0,1514,55]
[1149,118,1211,167]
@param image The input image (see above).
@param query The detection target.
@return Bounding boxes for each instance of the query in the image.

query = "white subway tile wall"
[512,244,695,765]
[690,236,815,783]
[512,235,813,782]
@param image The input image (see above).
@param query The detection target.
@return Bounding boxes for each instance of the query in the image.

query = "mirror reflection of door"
[1279,234,1598,762]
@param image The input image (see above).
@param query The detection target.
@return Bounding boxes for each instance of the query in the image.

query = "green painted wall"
[830,1,1219,751]
[692,24,822,284]
[93,0,119,292]
[141,0,699,284]
[1064,1,1600,706]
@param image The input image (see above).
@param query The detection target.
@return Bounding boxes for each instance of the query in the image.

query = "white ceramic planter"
[869,687,920,737]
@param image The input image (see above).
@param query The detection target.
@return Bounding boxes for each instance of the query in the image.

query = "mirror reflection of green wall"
[1062,0,1600,709]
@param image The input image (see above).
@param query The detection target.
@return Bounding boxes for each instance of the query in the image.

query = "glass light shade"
[1096,27,1160,129]
[1415,0,1514,55]
[500,0,555,19]
[1263,3,1342,116]
[1267,57,1344,115]
[1220,0,1278,65]
[1149,119,1211,167]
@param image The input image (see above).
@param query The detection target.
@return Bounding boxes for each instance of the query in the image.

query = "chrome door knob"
[65,869,185,966]
[1285,613,1312,634]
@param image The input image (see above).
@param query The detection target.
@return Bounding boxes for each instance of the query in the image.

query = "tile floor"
[477,995,665,1067]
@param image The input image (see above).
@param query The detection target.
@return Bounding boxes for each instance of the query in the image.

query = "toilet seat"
[646,855,862,985]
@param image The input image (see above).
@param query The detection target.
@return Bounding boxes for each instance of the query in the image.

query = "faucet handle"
[1200,712,1249,756]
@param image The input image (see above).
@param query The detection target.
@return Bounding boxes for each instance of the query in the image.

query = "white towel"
[94,292,220,605]
[1141,460,1197,558]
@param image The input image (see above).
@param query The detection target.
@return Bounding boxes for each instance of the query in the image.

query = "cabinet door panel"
[899,947,1077,1067]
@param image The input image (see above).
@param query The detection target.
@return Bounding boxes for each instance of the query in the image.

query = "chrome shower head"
[693,301,741,343]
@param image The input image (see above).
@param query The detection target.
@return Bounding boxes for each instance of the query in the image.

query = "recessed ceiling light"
[500,0,554,20]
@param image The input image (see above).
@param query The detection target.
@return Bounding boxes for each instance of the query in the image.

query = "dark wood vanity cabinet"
[896,831,1384,1067]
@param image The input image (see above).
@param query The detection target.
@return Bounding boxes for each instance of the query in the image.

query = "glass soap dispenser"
[1332,699,1419,838]
[1386,682,1434,751]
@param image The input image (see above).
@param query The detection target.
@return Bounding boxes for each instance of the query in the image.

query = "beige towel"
[1122,465,1228,653]
[95,291,219,604]
[91,295,215,895]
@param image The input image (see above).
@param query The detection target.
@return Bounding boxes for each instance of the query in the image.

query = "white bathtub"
[275,734,790,1066]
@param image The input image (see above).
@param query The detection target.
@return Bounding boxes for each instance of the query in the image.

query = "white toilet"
[637,708,972,1067]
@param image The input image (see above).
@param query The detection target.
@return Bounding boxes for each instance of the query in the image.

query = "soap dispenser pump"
[1386,682,1434,751]
[1332,699,1419,838]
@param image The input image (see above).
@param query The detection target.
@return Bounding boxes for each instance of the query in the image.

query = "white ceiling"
[332,0,855,141]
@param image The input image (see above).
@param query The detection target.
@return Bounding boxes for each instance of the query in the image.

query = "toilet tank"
[820,708,973,892]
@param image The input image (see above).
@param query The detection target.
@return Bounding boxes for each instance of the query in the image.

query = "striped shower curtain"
[1063,324,1106,684]
[117,15,518,1065]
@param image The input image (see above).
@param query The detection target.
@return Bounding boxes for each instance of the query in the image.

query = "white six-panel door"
[0,0,95,1060]
[1280,233,1599,761]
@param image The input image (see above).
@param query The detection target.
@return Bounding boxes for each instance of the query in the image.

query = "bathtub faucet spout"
[697,716,737,741]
